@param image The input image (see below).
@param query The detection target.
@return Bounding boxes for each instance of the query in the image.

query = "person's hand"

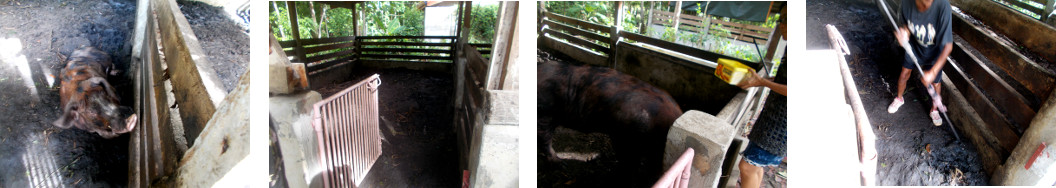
[895,27,910,47]
[921,69,937,86]
[737,71,764,89]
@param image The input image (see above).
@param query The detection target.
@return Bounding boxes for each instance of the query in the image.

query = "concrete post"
[664,110,738,188]
[994,91,1056,186]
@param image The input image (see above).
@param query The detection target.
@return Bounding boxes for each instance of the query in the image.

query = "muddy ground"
[0,0,247,187]
[536,49,785,187]
[280,68,459,187]
[178,0,249,93]
[807,0,988,185]
[0,0,136,187]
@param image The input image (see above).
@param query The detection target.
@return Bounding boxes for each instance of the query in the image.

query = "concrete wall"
[467,90,520,187]
[994,90,1056,186]
[614,43,744,115]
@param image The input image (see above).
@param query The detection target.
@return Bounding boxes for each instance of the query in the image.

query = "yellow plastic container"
[715,58,755,85]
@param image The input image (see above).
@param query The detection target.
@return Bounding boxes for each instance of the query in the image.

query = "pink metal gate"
[311,74,383,188]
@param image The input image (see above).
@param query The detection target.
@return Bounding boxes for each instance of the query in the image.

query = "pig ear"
[52,104,79,129]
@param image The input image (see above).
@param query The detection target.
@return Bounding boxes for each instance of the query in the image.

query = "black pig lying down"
[54,46,137,139]
[537,59,683,185]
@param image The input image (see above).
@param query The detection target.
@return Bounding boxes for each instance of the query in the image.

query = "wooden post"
[673,1,683,32]
[286,2,307,63]
[1045,0,1055,22]
[487,2,519,90]
[640,1,651,34]
[458,2,474,62]
[610,1,623,67]
[354,2,362,36]
[763,3,786,65]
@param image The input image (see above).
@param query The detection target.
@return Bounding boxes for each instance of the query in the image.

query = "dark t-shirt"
[901,0,953,66]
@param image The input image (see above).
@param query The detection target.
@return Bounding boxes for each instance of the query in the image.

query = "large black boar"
[54,46,137,139]
[537,60,683,185]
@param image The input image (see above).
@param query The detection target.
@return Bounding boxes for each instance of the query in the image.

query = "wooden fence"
[131,0,229,186]
[539,10,753,67]
[992,0,1055,20]
[279,35,494,76]
[649,10,774,45]
[455,42,491,162]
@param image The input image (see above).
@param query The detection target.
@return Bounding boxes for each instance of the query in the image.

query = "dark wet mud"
[807,0,988,185]
[177,0,249,93]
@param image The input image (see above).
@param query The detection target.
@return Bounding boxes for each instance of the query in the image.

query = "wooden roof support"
[286,2,308,63]
[610,1,623,67]
[763,3,786,65]
[487,2,519,90]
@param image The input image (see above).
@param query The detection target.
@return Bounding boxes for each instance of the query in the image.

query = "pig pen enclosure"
[0,0,248,187]
[268,1,520,187]
[808,0,1056,185]
[536,2,787,187]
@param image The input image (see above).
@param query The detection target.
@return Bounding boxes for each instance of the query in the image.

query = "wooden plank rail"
[951,8,1055,101]
[544,20,610,44]
[950,39,1037,134]
[993,0,1045,16]
[153,0,226,146]
[647,9,774,44]
[542,28,610,54]
[944,58,1021,154]
[545,12,612,34]
[620,31,752,64]
[354,36,457,63]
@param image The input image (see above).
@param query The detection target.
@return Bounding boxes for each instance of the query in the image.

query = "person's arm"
[737,71,787,96]
[922,43,952,85]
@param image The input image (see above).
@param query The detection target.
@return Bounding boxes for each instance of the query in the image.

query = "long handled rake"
[877,0,960,140]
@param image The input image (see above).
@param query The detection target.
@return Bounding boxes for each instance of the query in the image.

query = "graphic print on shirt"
[908,20,935,47]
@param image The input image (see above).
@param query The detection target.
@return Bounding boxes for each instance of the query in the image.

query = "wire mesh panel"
[311,74,382,188]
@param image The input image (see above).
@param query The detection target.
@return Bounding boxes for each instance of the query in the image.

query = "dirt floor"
[308,68,459,187]
[177,0,249,93]
[807,0,988,185]
[536,49,786,188]
[0,0,137,186]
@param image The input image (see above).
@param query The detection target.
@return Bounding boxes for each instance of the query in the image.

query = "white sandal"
[888,97,904,114]
[931,110,943,126]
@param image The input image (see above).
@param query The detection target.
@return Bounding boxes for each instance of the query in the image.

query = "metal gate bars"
[311,74,383,188]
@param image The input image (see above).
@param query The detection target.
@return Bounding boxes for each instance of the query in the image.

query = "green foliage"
[361,1,424,36]
[545,1,614,26]
[470,3,499,43]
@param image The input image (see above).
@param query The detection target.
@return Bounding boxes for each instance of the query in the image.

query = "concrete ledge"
[664,110,737,188]
[268,91,323,188]
[484,90,519,125]
[467,124,519,188]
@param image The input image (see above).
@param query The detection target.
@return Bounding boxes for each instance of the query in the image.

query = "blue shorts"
[902,53,943,84]
[741,142,783,167]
